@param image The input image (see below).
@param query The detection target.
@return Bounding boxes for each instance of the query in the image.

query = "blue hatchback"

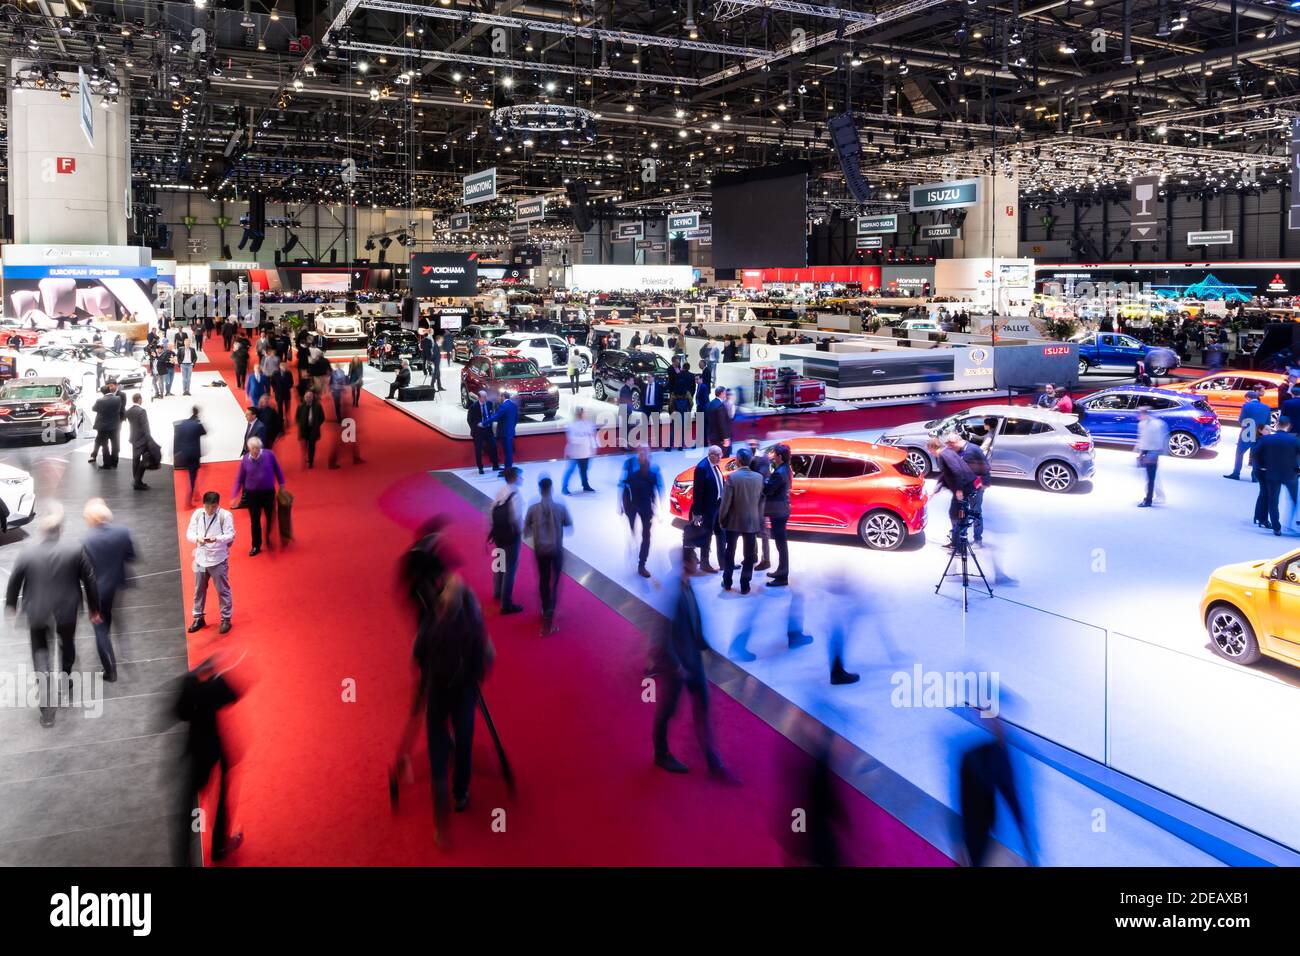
[1075,386,1221,458]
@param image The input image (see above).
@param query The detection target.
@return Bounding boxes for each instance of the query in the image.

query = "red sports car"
[0,322,43,349]
[460,353,559,420]
[669,436,928,551]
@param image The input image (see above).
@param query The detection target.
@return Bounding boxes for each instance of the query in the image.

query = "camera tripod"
[934,513,993,611]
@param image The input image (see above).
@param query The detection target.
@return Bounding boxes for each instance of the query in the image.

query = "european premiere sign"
[909,178,980,213]
[463,167,497,206]
[856,214,898,235]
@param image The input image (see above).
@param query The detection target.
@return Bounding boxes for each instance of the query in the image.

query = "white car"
[4,344,146,388]
[311,311,368,357]
[486,333,592,374]
[0,462,36,529]
[38,322,126,351]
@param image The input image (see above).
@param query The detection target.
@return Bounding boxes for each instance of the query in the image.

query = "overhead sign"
[450,213,470,232]
[1187,230,1233,246]
[855,235,884,250]
[909,179,980,212]
[78,67,94,148]
[508,223,530,241]
[463,167,497,206]
[650,241,666,252]
[920,223,960,240]
[856,214,898,235]
[515,196,546,223]
[1270,273,1289,292]
[410,252,478,297]
[635,239,653,250]
[1292,119,1300,230]
[1130,174,1160,242]
[690,222,712,243]
[667,211,700,233]
[582,247,595,257]
[613,221,644,242]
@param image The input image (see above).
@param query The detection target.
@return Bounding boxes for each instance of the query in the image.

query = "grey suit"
[82,523,136,674]
[5,537,101,720]
[720,468,764,590]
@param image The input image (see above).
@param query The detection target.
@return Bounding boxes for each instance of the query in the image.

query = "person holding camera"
[928,435,978,548]
[945,433,990,546]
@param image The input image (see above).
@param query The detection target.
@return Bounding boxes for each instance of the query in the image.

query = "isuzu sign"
[614,222,645,242]
[1187,230,1233,246]
[909,178,980,212]
[515,197,546,223]
[920,223,960,240]
[410,252,479,297]
[856,214,898,235]
[667,211,700,233]
[463,167,497,206]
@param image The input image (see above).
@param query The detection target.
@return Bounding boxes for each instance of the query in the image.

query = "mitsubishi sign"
[410,252,479,297]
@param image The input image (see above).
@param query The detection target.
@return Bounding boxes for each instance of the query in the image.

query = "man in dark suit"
[705,386,732,453]
[640,366,664,433]
[764,443,793,586]
[81,498,136,682]
[387,358,411,399]
[174,406,207,506]
[5,504,101,726]
[689,445,728,574]
[256,394,284,450]
[89,383,126,469]
[124,393,153,490]
[481,389,519,472]
[420,333,442,390]
[667,355,695,450]
[1254,416,1300,535]
[719,446,765,593]
[466,389,499,474]
[241,406,267,455]
[746,438,772,570]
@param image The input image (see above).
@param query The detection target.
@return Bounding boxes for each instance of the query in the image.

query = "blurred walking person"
[4,504,101,726]
[561,407,596,495]
[648,548,737,782]
[488,467,525,614]
[1135,407,1169,508]
[958,706,1036,867]
[524,476,572,635]
[81,498,135,683]
[125,393,153,490]
[175,654,244,865]
[619,445,663,579]
[174,406,207,506]
[295,388,326,469]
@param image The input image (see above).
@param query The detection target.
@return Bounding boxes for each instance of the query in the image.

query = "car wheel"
[543,411,557,421]
[1271,408,1281,427]
[1167,431,1200,457]
[631,390,643,411]
[578,356,590,374]
[905,448,931,476]
[460,385,470,409]
[1078,359,1089,375]
[1206,603,1262,665]
[1151,366,1168,376]
[23,368,36,377]
[1036,460,1077,493]
[858,510,906,551]
[593,379,607,401]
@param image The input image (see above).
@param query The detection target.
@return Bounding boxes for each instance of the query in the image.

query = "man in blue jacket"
[1226,390,1273,482]
[1254,416,1300,535]
[174,406,207,506]
[81,498,136,683]
[480,389,519,472]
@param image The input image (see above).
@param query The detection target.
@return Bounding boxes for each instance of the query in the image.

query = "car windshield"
[1,384,61,399]
[627,355,668,373]
[492,361,539,379]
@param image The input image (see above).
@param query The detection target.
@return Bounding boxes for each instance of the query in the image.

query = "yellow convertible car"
[1201,550,1300,666]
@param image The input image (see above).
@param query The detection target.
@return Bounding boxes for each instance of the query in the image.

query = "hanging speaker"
[828,112,872,203]
[566,179,592,232]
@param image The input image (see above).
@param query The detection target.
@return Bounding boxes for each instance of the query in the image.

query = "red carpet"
[174,344,952,866]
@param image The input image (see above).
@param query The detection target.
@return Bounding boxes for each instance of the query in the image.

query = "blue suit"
[1254,430,1300,533]
[81,522,136,675]
[1232,398,1274,480]
[482,397,519,470]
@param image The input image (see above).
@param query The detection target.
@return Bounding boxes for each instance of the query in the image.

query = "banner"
[410,252,478,297]
[450,213,470,232]
[78,67,94,148]
[909,179,979,212]
[855,235,883,250]
[1130,174,1160,242]
[856,214,898,235]
[463,168,497,206]
[1290,117,1300,229]
[515,197,545,223]
[1186,230,1233,246]
[667,211,700,233]
[613,222,644,242]
[920,223,960,240]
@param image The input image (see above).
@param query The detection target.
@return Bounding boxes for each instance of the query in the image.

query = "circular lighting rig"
[489,103,598,144]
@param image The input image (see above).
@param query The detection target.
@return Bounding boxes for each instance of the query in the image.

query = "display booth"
[1,244,161,334]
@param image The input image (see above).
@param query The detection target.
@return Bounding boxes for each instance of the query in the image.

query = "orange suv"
[669,436,928,551]
[1166,371,1285,421]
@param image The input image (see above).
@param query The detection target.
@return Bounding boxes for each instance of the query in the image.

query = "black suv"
[591,349,671,410]
[368,327,423,370]
[452,324,510,363]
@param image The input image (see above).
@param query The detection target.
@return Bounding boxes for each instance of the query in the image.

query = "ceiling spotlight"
[502,75,514,88]
[897,56,909,75]
[797,82,808,94]
[1008,30,1022,45]
[850,54,863,67]
[1059,42,1076,55]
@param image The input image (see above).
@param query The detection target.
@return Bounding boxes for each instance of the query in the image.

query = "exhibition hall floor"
[444,422,1300,865]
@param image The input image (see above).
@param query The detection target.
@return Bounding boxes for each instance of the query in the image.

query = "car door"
[1190,375,1239,413]
[785,453,823,526]
[798,454,873,529]
[1115,334,1148,365]
[1080,392,1136,442]
[990,416,1039,477]
[547,336,568,368]
[1264,553,1300,664]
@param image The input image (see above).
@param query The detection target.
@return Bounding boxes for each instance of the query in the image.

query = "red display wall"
[740,265,882,289]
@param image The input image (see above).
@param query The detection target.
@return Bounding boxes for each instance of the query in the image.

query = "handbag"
[143,437,163,470]
[682,516,710,548]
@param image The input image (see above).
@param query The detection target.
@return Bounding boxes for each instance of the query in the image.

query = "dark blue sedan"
[1075,386,1221,457]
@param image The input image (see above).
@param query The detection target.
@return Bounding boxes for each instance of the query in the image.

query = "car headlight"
[1,477,28,486]
[672,480,693,494]
[548,385,559,394]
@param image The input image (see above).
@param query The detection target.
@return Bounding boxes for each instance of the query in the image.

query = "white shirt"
[186,507,236,567]
[1136,416,1169,453]
[565,418,598,459]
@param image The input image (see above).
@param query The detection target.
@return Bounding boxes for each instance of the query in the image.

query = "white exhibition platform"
[446,421,1300,865]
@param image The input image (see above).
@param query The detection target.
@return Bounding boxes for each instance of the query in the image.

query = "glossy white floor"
[448,419,1300,865]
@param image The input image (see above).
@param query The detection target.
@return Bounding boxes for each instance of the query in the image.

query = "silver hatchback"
[878,404,1096,493]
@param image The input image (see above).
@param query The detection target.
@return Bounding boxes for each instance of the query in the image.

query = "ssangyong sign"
[410,252,479,297]
[463,168,497,206]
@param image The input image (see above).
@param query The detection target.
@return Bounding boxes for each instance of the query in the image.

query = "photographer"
[928,436,979,547]
[945,433,990,546]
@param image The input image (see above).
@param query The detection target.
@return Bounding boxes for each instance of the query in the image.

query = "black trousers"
[473,430,499,473]
[723,531,757,589]
[183,464,199,501]
[1263,477,1298,532]
[652,673,719,768]
[769,514,790,580]
[625,501,653,568]
[426,685,477,818]
[30,621,77,715]
[234,367,247,389]
[536,551,563,616]
[131,445,147,485]
[695,515,726,569]
[91,429,118,467]
[245,489,276,550]
[303,437,318,467]
[92,590,117,671]
[569,369,580,393]
[178,750,232,866]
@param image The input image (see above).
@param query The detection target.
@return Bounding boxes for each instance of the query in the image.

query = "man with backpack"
[488,467,525,614]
